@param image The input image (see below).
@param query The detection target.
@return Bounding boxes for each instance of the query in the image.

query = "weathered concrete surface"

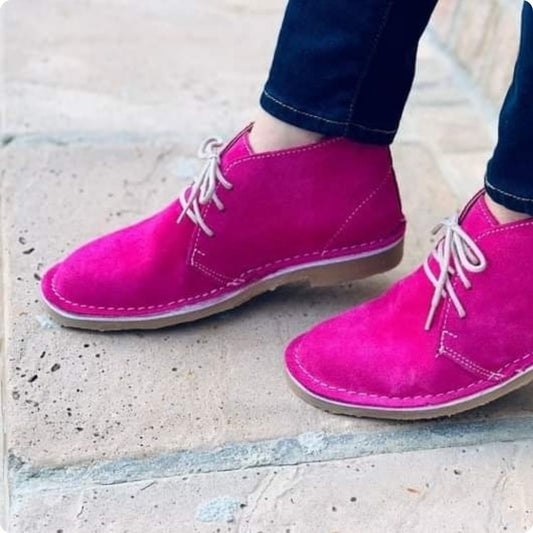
[3,0,285,145]
[1,6,8,529]
[10,440,533,533]
[2,0,533,531]
[3,134,533,524]
[1,139,462,473]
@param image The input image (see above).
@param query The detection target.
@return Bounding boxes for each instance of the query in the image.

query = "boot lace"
[177,137,233,237]
[423,214,487,330]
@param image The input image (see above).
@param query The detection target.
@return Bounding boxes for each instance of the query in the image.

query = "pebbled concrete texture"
[1,139,459,472]
[10,440,533,533]
[2,0,533,531]
[6,137,533,486]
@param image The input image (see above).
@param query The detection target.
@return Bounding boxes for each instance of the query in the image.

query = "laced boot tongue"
[219,126,255,173]
[177,126,254,237]
[423,192,490,331]
[457,191,499,238]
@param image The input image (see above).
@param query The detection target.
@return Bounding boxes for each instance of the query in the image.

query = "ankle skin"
[485,194,531,224]
[249,110,324,152]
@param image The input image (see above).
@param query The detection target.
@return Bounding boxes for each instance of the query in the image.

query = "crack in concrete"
[1,135,15,147]
[238,470,277,529]
[9,415,533,499]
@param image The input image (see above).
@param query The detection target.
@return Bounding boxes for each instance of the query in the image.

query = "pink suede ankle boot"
[286,191,533,420]
[41,125,406,330]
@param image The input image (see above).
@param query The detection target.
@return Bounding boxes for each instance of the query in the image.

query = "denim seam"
[262,89,397,134]
[344,0,396,136]
[485,177,533,203]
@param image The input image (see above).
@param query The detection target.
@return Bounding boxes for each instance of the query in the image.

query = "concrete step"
[11,440,533,533]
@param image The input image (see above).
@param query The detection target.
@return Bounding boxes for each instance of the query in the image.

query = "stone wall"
[430,0,523,109]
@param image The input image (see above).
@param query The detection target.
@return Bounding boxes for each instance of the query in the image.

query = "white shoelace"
[177,137,233,236]
[423,214,487,331]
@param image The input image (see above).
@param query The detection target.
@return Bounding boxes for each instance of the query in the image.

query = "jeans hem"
[485,177,533,216]
[260,90,396,145]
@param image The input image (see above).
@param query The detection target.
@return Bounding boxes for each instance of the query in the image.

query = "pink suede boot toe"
[41,125,406,330]
[286,191,533,419]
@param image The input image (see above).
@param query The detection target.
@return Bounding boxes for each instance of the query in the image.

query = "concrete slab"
[3,138,533,490]
[1,12,10,524]
[10,440,533,533]
[2,0,285,146]
[0,139,438,471]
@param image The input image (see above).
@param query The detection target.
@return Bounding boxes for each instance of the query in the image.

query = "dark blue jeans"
[261,1,533,215]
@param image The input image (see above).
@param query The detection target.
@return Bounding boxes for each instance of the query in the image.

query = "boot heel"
[307,240,404,287]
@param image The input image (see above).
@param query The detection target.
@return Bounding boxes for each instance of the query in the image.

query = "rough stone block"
[11,440,533,533]
[431,0,460,43]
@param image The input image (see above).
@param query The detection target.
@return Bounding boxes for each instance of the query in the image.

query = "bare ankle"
[485,193,531,224]
[249,109,324,153]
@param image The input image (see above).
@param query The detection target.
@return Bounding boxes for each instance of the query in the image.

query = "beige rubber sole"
[44,239,404,331]
[287,364,533,421]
